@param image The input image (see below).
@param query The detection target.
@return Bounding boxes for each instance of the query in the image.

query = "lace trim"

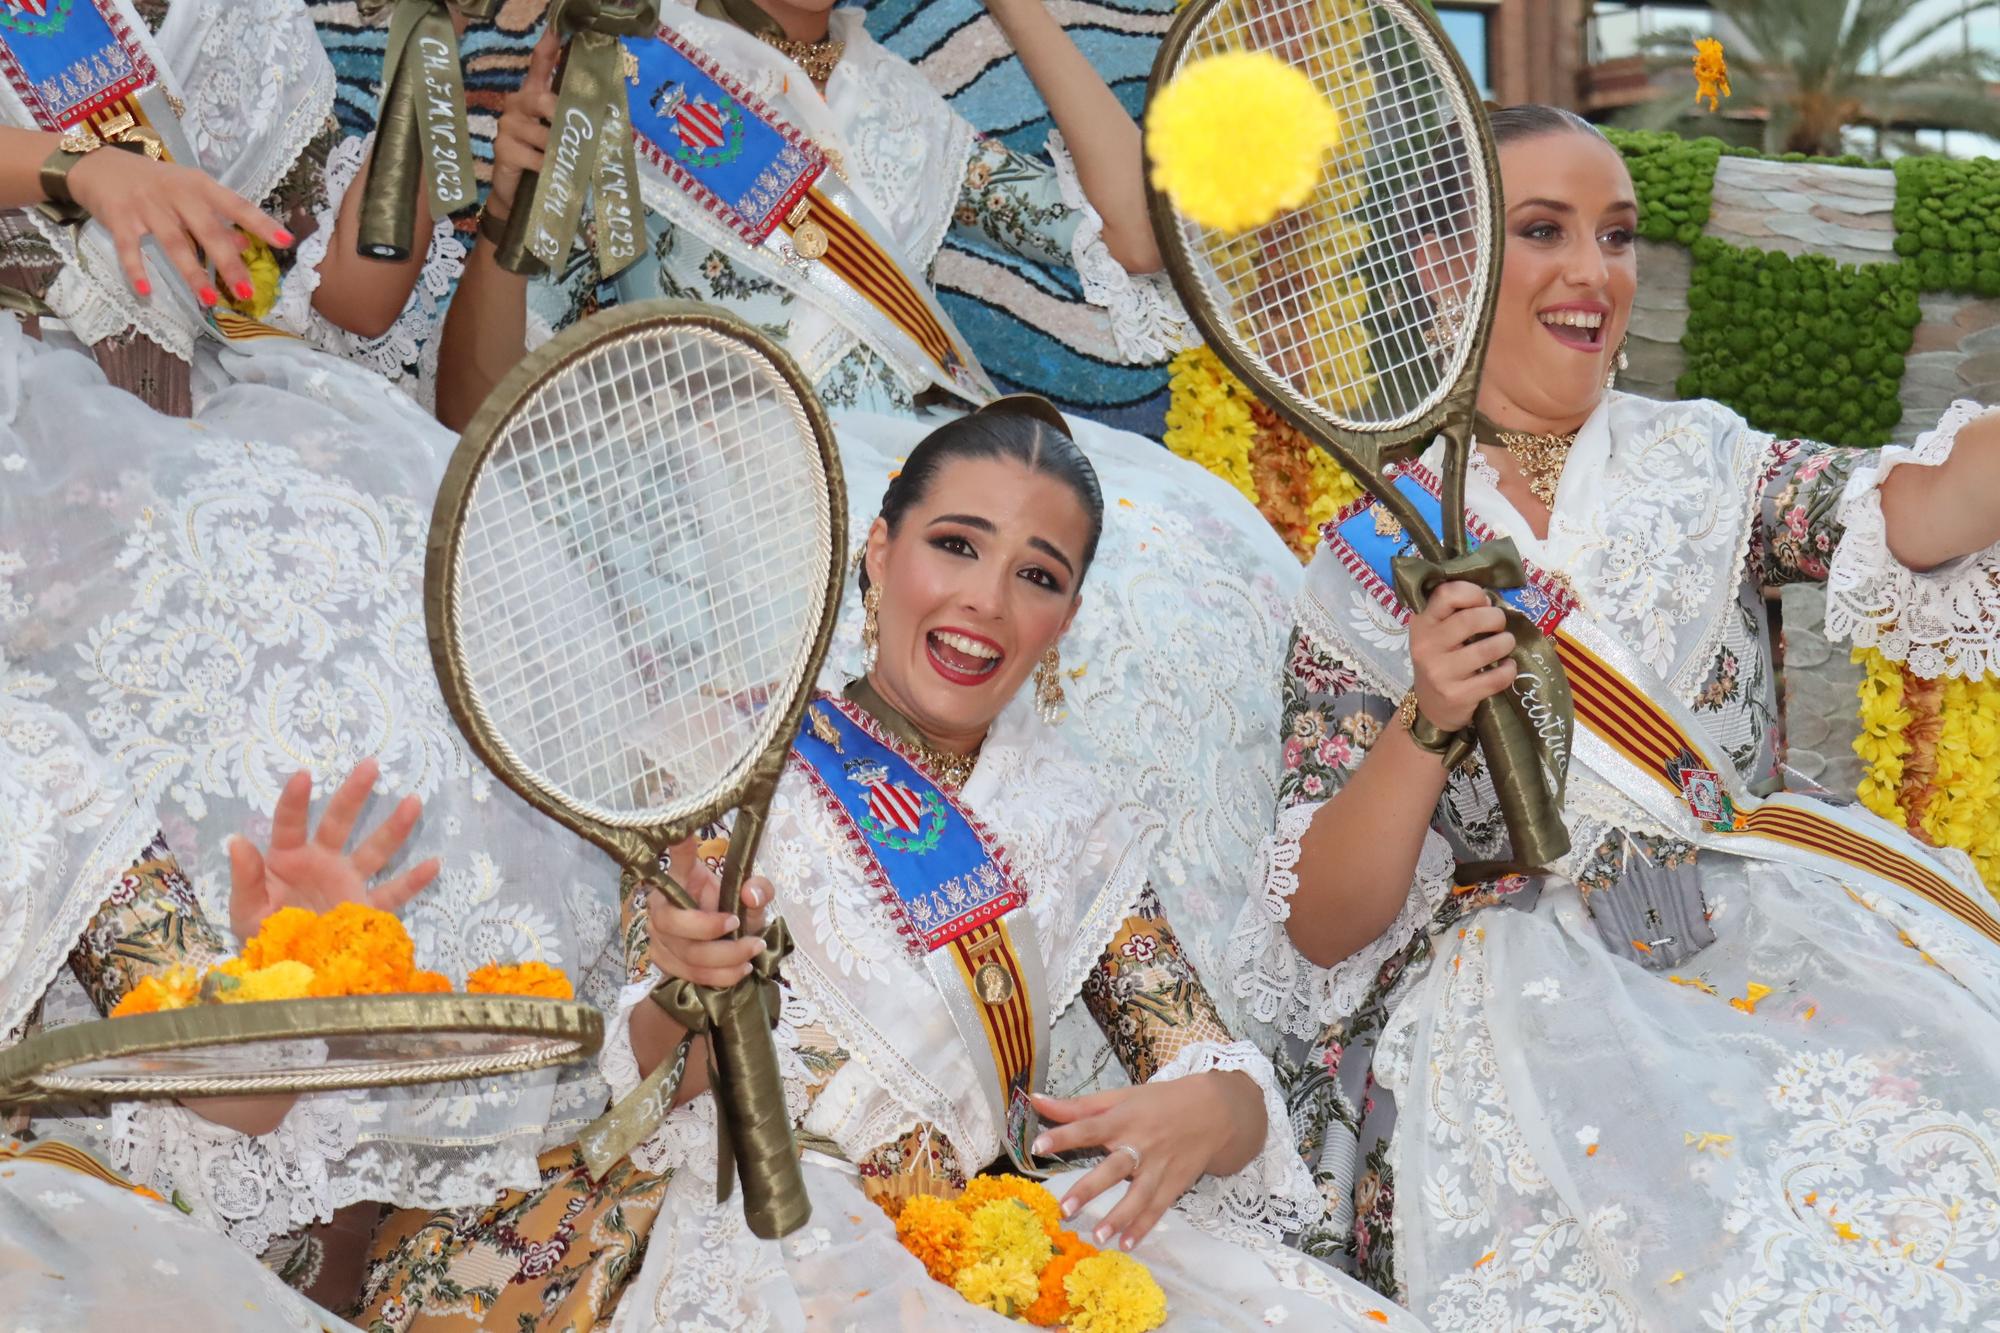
[1825,399,2000,679]
[264,133,465,409]
[1045,131,1195,366]
[1147,1038,1323,1243]
[107,1094,356,1256]
[1225,799,1456,1040]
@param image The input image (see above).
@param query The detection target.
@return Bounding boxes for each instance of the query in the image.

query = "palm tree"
[1619,0,2000,156]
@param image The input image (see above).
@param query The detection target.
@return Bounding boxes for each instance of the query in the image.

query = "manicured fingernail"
[1031,1135,1050,1155]
[1060,1198,1077,1218]
[273,229,295,247]
[1094,1225,1111,1244]
[724,914,740,931]
[233,280,255,301]
[197,285,218,306]
[1121,1236,1134,1252]
[133,277,151,296]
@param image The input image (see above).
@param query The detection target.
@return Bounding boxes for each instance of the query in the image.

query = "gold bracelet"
[1396,689,1459,760]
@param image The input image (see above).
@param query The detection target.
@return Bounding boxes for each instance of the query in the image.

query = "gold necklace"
[759,31,845,85]
[843,678,979,791]
[1485,426,1579,509]
[906,735,978,792]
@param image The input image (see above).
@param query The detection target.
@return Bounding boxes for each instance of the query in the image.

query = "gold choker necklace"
[760,31,844,85]
[1484,425,1580,509]
[843,678,980,791]
[907,736,978,792]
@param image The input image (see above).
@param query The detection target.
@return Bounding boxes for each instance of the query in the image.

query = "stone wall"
[1621,155,2000,795]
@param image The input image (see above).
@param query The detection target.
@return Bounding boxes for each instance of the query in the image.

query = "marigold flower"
[963,1198,1054,1273]
[405,968,454,994]
[205,959,316,1004]
[464,960,574,1000]
[240,906,319,969]
[1025,1231,1098,1326]
[1693,38,1731,112]
[1147,51,1343,234]
[218,232,283,320]
[110,964,201,1017]
[957,1174,1063,1237]
[894,1194,972,1282]
[952,1257,1039,1318]
[1063,1250,1169,1333]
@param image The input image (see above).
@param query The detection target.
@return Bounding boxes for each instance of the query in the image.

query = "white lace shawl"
[1826,397,2000,679]
[597,691,1319,1239]
[0,0,335,360]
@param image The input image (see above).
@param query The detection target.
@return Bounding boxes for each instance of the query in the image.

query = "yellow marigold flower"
[1146,51,1343,234]
[964,1198,1054,1272]
[218,232,282,320]
[952,1257,1039,1318]
[464,960,574,1000]
[206,959,316,1004]
[957,1174,1063,1237]
[1063,1251,1169,1333]
[895,1194,972,1282]
[1692,38,1731,112]
[110,964,201,1017]
[240,906,319,969]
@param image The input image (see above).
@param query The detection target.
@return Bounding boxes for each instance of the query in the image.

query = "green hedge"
[1893,155,2000,298]
[1603,128,1721,246]
[1679,237,1918,445]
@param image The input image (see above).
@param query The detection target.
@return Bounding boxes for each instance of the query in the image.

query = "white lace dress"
[1229,392,2000,1331]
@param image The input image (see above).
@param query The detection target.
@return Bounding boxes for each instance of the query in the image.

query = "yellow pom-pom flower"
[1064,1250,1170,1333]
[205,958,317,1004]
[952,1257,1039,1318]
[1147,50,1342,234]
[963,1198,1055,1272]
[217,231,283,320]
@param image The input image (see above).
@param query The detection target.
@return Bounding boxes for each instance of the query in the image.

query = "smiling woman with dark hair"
[1231,104,2000,1327]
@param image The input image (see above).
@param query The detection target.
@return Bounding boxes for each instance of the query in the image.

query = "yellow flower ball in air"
[1147,50,1342,234]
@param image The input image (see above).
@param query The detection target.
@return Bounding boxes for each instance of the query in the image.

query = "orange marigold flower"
[1026,1233,1099,1326]
[465,960,574,1000]
[240,906,319,968]
[958,1174,1064,1237]
[305,902,416,980]
[405,968,454,994]
[1692,37,1731,112]
[110,965,201,1017]
[895,1193,973,1282]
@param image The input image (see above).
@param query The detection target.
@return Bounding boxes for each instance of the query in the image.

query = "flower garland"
[111,902,572,1015]
[891,1174,1167,1331]
[1852,648,2000,890]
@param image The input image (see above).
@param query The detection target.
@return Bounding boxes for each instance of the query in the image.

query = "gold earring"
[1034,645,1065,725]
[1605,336,1630,390]
[1424,293,1466,350]
[860,585,881,672]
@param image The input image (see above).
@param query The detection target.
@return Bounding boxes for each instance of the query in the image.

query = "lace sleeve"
[1825,399,2000,678]
[1044,131,1196,365]
[1148,1038,1324,1243]
[1225,800,1456,1040]
[264,132,468,407]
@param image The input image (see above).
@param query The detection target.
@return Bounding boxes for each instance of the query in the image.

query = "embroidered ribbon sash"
[1326,478,2000,946]
[0,0,295,346]
[791,693,1050,1167]
[622,26,995,404]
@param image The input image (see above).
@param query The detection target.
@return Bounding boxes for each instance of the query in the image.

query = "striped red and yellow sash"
[943,919,1036,1101]
[777,188,960,381]
[1558,629,2000,945]
[0,1137,165,1203]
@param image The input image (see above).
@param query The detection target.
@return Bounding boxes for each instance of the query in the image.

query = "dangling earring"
[1034,645,1065,725]
[1605,337,1629,390]
[860,585,882,673]
[1424,293,1466,350]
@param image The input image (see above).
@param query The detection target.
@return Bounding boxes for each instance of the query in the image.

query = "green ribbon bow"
[577,889,809,1241]
[493,0,657,279]
[1392,536,1575,877]
[357,0,500,262]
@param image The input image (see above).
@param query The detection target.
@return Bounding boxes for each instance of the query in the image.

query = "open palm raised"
[226,758,441,945]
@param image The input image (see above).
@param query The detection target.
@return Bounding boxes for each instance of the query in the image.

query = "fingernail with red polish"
[133,278,151,296]
[197,285,218,307]
[233,280,255,301]
[273,229,295,247]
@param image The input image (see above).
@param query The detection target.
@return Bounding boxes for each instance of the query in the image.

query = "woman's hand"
[63,149,293,305]
[1028,1070,1264,1250]
[644,837,776,990]
[226,758,439,943]
[487,28,561,224]
[1409,579,1516,731]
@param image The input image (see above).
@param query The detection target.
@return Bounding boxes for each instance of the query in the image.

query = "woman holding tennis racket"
[1230,105,2000,1327]
[352,401,1422,1330]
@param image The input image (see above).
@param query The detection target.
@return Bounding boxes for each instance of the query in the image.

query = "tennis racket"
[426,301,841,1240]
[1145,0,1571,871]
[0,994,601,1102]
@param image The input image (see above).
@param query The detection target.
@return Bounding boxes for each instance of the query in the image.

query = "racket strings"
[1172,0,1491,432]
[455,326,833,827]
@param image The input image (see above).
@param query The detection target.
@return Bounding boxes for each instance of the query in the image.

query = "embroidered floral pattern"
[66,832,227,1017]
[1080,886,1231,1084]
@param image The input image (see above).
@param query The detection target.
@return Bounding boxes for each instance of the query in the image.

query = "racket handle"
[710,982,812,1238]
[1468,692,1570,870]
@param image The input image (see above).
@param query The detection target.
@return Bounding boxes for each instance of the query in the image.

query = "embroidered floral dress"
[1229,392,2000,1330]
[350,688,1422,1332]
